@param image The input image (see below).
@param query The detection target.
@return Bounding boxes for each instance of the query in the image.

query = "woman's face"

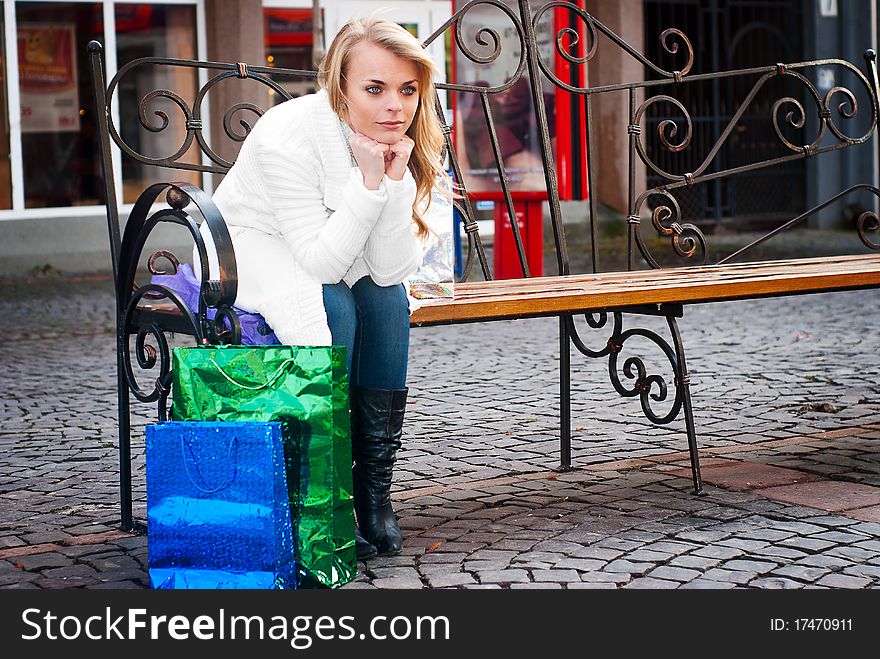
[342,42,420,144]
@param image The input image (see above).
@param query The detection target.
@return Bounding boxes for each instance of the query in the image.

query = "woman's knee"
[352,277,409,319]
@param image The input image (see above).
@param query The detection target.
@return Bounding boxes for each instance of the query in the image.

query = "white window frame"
[0,0,206,221]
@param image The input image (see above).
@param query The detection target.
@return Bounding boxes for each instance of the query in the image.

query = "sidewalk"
[1,272,879,589]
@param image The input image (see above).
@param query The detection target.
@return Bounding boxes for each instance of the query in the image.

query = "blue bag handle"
[181,435,237,494]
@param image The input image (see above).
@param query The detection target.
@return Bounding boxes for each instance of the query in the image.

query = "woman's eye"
[366,85,381,94]
[402,86,417,96]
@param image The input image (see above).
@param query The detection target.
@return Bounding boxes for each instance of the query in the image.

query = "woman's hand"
[384,136,415,182]
[349,133,389,190]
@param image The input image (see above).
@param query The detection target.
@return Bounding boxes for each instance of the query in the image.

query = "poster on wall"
[454,0,556,194]
[17,23,80,133]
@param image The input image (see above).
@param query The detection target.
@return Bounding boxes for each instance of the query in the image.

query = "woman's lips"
[379,122,404,128]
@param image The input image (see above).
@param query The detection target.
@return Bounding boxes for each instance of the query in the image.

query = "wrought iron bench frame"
[89,0,880,533]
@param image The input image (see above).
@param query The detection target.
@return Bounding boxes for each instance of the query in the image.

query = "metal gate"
[643,0,805,227]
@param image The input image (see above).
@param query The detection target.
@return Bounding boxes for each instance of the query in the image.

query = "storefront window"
[115,3,199,203]
[16,2,103,208]
[0,11,11,209]
[263,7,318,104]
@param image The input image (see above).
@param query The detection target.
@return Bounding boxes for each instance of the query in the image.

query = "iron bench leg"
[667,314,704,495]
[565,306,704,495]
[559,315,572,469]
[116,335,134,532]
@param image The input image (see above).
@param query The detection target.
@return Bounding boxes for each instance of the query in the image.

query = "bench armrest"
[118,181,240,344]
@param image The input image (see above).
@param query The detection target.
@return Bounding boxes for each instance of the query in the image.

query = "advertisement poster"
[454,0,555,194]
[17,23,80,133]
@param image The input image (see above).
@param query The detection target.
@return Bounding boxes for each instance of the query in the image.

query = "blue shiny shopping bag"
[145,421,296,589]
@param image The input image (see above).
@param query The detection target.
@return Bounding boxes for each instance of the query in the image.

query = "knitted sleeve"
[257,143,388,284]
[362,170,423,286]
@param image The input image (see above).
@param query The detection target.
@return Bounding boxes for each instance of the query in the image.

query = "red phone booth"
[450,0,589,279]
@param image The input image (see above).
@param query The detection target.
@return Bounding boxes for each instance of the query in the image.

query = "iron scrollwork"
[532,1,694,93]
[103,55,314,174]
[116,183,242,419]
[630,189,708,268]
[567,313,685,426]
[858,209,880,250]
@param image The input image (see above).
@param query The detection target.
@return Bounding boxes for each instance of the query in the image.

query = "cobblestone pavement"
[1,274,879,589]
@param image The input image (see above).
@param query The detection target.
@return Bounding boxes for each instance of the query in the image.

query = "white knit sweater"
[208,89,425,345]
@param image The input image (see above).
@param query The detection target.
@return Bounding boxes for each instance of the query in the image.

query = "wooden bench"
[88,0,880,532]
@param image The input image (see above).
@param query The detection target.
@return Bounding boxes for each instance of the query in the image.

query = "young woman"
[206,17,450,560]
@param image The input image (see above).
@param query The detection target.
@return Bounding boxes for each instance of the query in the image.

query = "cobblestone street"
[1,275,879,589]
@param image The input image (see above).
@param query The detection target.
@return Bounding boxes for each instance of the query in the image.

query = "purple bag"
[151,263,280,345]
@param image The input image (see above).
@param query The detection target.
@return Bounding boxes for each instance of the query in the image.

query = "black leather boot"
[351,386,406,555]
[355,527,377,561]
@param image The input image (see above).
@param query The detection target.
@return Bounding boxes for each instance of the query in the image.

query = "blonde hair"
[318,16,449,238]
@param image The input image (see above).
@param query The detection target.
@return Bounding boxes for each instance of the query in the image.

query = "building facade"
[0,0,875,275]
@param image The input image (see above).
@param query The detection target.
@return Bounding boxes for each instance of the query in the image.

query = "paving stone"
[580,572,631,584]
[675,529,732,543]
[678,579,737,589]
[425,573,477,588]
[692,545,745,560]
[671,461,822,491]
[624,549,674,563]
[855,540,880,552]
[624,577,679,589]
[32,576,99,588]
[826,546,879,562]
[85,581,144,590]
[753,481,880,512]
[475,569,530,584]
[748,577,805,589]
[700,568,755,585]
[647,565,702,582]
[815,573,873,588]
[510,582,563,589]
[13,552,71,570]
[842,564,880,580]
[461,584,503,589]
[778,531,842,552]
[812,530,872,544]
[567,581,618,589]
[752,546,808,560]
[794,554,851,570]
[370,567,422,581]
[570,546,623,561]
[552,558,607,571]
[41,564,98,579]
[531,569,582,583]
[668,554,722,570]
[339,581,378,590]
[771,565,831,582]
[371,576,425,589]
[721,559,778,574]
[717,538,771,552]
[418,552,467,564]
[0,570,39,586]
[463,560,512,571]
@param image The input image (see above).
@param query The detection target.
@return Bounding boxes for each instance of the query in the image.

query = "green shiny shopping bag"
[170,345,356,588]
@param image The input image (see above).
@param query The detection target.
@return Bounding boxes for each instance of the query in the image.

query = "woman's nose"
[387,94,403,112]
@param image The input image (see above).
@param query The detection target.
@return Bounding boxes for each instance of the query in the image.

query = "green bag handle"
[182,435,237,494]
[209,356,298,391]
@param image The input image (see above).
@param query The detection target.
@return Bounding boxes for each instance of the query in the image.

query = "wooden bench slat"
[133,255,880,330]
[410,254,880,325]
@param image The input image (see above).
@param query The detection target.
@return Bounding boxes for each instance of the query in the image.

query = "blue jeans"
[322,277,410,390]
